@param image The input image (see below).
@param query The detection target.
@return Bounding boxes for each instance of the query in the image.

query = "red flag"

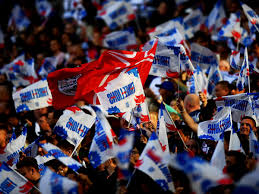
[48,40,158,109]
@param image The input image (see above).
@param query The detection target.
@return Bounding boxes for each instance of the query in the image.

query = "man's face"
[240,118,255,136]
[214,85,229,97]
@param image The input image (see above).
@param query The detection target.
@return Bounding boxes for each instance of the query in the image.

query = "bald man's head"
[184,94,200,113]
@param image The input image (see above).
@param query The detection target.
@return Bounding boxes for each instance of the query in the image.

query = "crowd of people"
[0,0,259,193]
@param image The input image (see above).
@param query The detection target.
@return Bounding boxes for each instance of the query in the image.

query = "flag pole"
[245,47,251,93]
[11,167,41,192]
[162,102,188,150]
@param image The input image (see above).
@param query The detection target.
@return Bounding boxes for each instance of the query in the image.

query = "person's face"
[130,148,139,166]
[50,40,60,52]
[186,139,198,155]
[240,118,255,136]
[39,116,52,136]
[214,84,229,97]
[0,129,7,148]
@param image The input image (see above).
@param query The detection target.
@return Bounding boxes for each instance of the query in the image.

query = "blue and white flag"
[190,43,218,70]
[148,18,184,40]
[166,153,232,194]
[103,28,137,50]
[183,8,204,39]
[40,143,82,172]
[249,130,259,159]
[23,139,38,158]
[35,153,55,176]
[35,0,53,17]
[229,50,240,70]
[88,106,114,168]
[218,12,242,43]
[229,126,245,153]
[97,67,145,114]
[237,47,250,92]
[0,127,27,167]
[136,132,175,192]
[38,57,58,79]
[39,168,78,194]
[97,1,135,30]
[8,4,30,31]
[187,64,208,95]
[241,2,259,33]
[12,79,52,113]
[198,107,232,141]
[207,65,222,96]
[215,93,254,123]
[205,0,224,32]
[210,135,226,171]
[157,103,170,153]
[112,130,134,178]
[142,40,194,77]
[1,54,38,87]
[54,106,95,146]
[0,162,34,194]
[63,0,87,24]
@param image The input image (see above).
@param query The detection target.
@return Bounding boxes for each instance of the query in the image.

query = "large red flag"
[47,40,158,109]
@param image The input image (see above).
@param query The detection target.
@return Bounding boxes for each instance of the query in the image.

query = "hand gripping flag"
[103,28,137,50]
[198,107,232,141]
[166,152,232,194]
[0,127,27,167]
[12,79,52,113]
[229,50,240,70]
[142,40,194,78]
[112,130,134,179]
[210,135,226,171]
[8,4,30,31]
[39,168,78,194]
[47,39,158,109]
[0,162,34,194]
[240,1,259,33]
[237,47,250,92]
[157,103,170,153]
[35,0,53,17]
[136,132,175,192]
[88,106,114,168]
[218,12,242,43]
[97,1,135,30]
[40,143,82,172]
[54,106,95,146]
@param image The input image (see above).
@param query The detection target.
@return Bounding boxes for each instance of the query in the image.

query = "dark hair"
[216,81,231,92]
[16,157,39,171]
[241,116,256,128]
